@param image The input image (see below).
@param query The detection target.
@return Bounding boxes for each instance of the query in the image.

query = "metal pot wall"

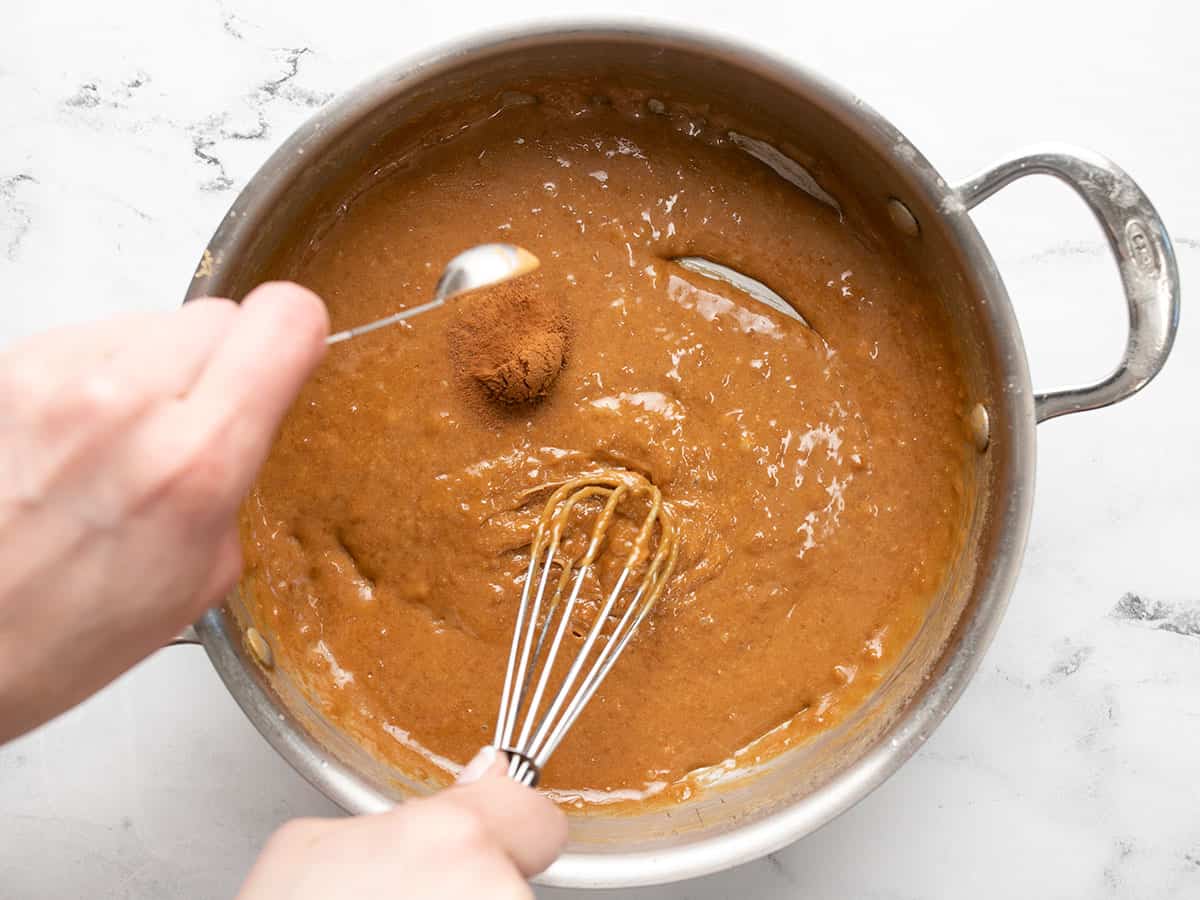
[179,24,1180,889]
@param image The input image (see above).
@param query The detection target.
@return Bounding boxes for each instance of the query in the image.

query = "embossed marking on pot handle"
[956,145,1180,423]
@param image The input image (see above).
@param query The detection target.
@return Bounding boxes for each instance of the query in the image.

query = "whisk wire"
[513,484,626,752]
[493,470,678,787]
[523,564,633,760]
[533,520,678,772]
[494,544,554,749]
[495,482,611,752]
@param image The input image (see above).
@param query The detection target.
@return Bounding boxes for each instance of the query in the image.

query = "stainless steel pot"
[179,24,1180,889]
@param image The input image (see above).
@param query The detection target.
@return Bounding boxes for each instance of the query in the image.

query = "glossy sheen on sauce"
[240,88,972,809]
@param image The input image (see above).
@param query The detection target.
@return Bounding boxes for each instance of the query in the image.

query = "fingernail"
[456,745,499,785]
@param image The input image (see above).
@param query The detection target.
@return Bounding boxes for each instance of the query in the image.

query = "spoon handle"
[325,297,446,345]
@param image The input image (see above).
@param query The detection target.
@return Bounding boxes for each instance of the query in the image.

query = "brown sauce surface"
[240,88,972,809]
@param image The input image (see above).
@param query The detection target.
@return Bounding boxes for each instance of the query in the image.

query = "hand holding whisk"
[493,470,679,786]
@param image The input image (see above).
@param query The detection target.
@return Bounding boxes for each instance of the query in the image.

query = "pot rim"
[189,20,1037,889]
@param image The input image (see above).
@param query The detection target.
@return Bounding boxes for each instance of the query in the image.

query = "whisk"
[493,470,679,787]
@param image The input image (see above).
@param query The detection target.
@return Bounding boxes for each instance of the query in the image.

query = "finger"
[2,301,239,447]
[105,298,241,401]
[442,747,568,877]
[183,282,329,502]
[56,300,241,438]
[0,310,164,371]
[3,300,248,527]
[16,300,236,389]
[0,310,177,432]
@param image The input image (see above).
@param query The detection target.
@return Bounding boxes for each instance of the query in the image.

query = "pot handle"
[955,145,1180,423]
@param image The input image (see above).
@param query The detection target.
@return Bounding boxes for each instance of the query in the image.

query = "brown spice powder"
[448,277,570,407]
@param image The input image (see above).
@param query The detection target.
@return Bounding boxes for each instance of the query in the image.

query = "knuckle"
[31,371,141,440]
[75,373,138,423]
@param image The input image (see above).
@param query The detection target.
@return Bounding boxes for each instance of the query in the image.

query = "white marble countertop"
[1,1,1196,897]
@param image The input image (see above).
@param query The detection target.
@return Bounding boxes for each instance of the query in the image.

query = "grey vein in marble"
[63,72,150,111]
[1112,592,1200,638]
[223,11,249,40]
[763,853,798,886]
[0,173,37,261]
[60,46,329,195]
[1103,838,1137,894]
[189,118,237,193]
[184,46,331,192]
[1043,643,1095,684]
[260,47,331,109]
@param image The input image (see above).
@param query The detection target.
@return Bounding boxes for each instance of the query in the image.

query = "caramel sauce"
[240,87,972,810]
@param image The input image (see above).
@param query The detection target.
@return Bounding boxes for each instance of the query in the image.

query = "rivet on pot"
[246,627,274,669]
[968,403,990,452]
[647,98,666,115]
[887,198,920,237]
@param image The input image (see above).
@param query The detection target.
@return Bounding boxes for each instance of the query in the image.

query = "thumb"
[456,745,509,785]
[442,746,568,878]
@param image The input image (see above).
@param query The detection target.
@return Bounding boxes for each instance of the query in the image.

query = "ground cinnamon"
[448,276,570,406]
